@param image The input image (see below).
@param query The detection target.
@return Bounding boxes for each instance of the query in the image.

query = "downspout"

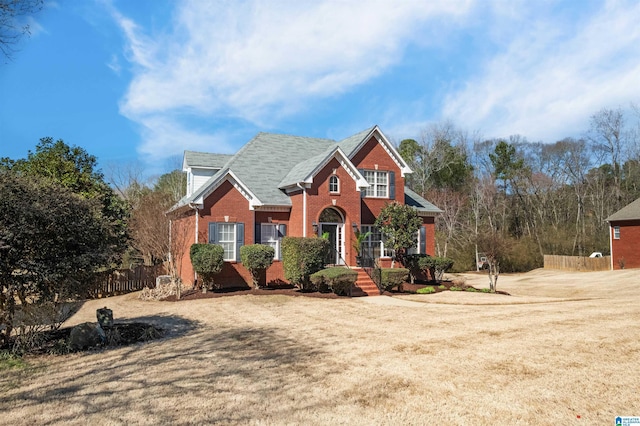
[189,203,200,283]
[609,222,613,270]
[296,182,307,237]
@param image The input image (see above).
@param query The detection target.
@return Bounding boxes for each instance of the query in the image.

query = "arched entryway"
[319,207,345,265]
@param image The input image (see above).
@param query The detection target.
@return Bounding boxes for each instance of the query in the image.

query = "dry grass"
[1,268,639,424]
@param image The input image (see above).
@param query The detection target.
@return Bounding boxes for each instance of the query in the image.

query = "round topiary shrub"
[240,244,275,289]
[190,244,224,290]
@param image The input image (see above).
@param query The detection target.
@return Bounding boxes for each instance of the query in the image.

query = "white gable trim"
[350,126,412,177]
[303,147,369,189]
[194,169,263,211]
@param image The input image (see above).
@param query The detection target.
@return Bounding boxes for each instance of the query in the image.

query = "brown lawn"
[1,268,639,425]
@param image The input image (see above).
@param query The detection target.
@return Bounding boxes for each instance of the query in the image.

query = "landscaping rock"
[68,322,105,350]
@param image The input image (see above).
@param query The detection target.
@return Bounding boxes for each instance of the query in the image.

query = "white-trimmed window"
[329,175,339,193]
[209,222,244,262]
[261,224,280,260]
[613,226,620,240]
[364,170,388,198]
[218,223,236,261]
[361,225,392,258]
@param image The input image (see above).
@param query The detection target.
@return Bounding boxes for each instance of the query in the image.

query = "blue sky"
[1,0,639,177]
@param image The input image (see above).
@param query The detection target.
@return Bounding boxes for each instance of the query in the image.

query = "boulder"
[68,322,106,351]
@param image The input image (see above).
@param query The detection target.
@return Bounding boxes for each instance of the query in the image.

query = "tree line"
[399,105,640,272]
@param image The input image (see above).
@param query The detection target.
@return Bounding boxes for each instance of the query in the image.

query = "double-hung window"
[257,223,286,260]
[261,224,280,260]
[209,222,244,262]
[217,223,236,261]
[364,170,388,198]
[613,226,620,240]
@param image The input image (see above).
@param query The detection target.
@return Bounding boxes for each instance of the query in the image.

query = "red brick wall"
[611,220,640,269]
[350,135,405,223]
[306,157,362,264]
[423,216,436,256]
[170,211,197,286]
[198,179,255,288]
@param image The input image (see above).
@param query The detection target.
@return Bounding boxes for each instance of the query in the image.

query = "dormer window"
[329,175,340,193]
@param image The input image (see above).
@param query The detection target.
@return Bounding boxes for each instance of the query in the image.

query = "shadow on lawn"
[1,321,335,424]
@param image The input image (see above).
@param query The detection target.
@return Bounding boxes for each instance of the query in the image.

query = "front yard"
[1,269,638,424]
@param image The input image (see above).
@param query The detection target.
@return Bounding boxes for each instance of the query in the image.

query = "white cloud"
[442,0,640,142]
[108,0,475,161]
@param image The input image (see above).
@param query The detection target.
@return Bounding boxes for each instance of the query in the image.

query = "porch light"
[352,222,358,232]
[312,221,318,233]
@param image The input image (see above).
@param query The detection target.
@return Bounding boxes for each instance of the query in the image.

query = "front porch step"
[351,268,380,297]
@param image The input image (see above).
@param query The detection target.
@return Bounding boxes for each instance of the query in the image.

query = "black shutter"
[278,224,287,260]
[389,171,395,200]
[236,223,244,262]
[359,168,366,198]
[208,223,217,244]
[420,225,426,255]
[255,222,261,244]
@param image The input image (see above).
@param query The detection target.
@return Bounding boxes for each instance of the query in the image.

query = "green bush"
[377,268,409,291]
[403,254,426,283]
[190,244,224,289]
[282,237,330,290]
[310,267,358,296]
[240,245,275,289]
[417,256,454,282]
[449,286,462,291]
[416,286,435,294]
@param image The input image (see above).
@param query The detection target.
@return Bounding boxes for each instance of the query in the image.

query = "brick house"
[168,125,441,292]
[606,197,640,269]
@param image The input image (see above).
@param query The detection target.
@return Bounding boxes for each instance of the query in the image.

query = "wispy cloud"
[107,0,475,160]
[442,0,640,142]
[107,0,640,165]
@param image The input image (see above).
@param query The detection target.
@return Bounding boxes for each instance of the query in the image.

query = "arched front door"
[319,207,345,265]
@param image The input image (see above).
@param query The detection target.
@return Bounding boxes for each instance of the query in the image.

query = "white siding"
[187,168,217,196]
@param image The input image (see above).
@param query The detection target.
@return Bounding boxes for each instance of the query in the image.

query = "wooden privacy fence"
[543,255,611,272]
[90,265,166,298]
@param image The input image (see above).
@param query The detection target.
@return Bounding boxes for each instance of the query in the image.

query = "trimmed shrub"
[240,245,275,289]
[416,286,435,294]
[377,268,409,291]
[310,267,358,296]
[282,237,330,290]
[190,244,224,290]
[403,254,427,283]
[417,256,454,282]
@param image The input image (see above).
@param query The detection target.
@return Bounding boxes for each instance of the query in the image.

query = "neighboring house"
[168,125,441,288]
[606,197,640,270]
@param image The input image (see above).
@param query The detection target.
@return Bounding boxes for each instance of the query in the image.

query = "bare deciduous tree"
[0,0,43,61]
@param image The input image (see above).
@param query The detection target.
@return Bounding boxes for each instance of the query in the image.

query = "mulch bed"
[164,280,509,300]
[165,286,341,301]
[2,322,164,355]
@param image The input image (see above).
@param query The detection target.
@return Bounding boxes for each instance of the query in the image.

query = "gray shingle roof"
[170,126,420,213]
[279,147,336,188]
[183,151,233,168]
[606,197,640,221]
[337,126,376,156]
[404,187,442,215]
